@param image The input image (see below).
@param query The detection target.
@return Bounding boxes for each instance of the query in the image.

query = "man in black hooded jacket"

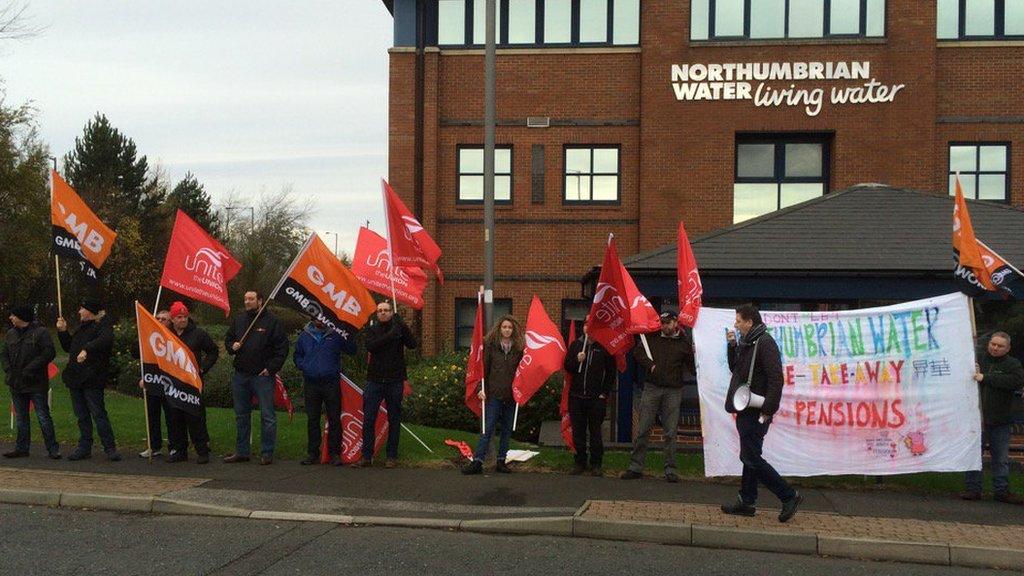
[563,320,616,475]
[2,304,59,459]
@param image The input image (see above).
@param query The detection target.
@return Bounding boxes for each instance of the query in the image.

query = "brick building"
[381,0,1024,355]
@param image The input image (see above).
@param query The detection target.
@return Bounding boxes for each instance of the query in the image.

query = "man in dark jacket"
[295,319,356,466]
[962,331,1024,504]
[621,311,694,483]
[2,304,59,459]
[564,320,616,475]
[166,302,219,464]
[223,290,288,465]
[57,297,120,461]
[354,301,417,468]
[721,304,801,523]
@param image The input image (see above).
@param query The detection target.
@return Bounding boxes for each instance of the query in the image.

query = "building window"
[455,298,513,350]
[561,299,590,342]
[564,145,620,203]
[939,0,1024,39]
[435,0,639,47]
[458,146,512,203]
[734,135,829,223]
[691,0,885,40]
[949,143,1010,201]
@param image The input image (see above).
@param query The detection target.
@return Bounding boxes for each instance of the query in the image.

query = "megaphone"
[732,384,765,412]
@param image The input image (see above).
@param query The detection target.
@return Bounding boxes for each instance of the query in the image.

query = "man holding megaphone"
[721,305,802,523]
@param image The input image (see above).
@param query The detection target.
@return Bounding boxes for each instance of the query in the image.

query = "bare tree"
[0,2,41,42]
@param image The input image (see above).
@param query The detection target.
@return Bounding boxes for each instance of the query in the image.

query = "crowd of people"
[3,296,1023,522]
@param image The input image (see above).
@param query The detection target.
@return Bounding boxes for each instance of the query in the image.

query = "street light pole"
[323,231,339,258]
[483,0,496,328]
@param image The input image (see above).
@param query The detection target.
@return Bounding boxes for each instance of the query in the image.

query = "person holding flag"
[462,315,524,475]
[165,302,218,464]
[295,318,357,466]
[135,309,175,459]
[355,301,417,468]
[56,297,120,462]
[223,290,289,465]
[563,319,616,476]
[620,311,694,483]
[2,304,59,459]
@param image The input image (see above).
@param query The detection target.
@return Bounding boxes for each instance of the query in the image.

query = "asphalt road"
[0,504,1008,575]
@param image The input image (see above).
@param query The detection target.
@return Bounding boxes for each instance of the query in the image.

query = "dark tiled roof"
[625,185,1024,273]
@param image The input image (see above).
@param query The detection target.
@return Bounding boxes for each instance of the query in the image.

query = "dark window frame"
[704,0,886,40]
[430,0,640,48]
[562,144,622,205]
[560,298,590,341]
[734,133,831,214]
[953,0,1024,40]
[454,297,513,350]
[947,141,1011,203]
[456,144,514,205]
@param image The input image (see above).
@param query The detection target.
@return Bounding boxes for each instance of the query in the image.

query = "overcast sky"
[1,0,393,256]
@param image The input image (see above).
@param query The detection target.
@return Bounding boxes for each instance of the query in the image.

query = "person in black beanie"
[2,304,60,459]
[57,297,121,461]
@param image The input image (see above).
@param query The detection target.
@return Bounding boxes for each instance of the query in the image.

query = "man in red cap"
[165,301,218,464]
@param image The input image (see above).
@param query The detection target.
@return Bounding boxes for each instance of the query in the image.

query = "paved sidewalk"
[0,466,206,496]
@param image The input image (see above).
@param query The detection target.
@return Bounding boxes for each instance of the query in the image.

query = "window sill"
[438,46,641,56]
[937,40,1024,48]
[689,37,886,48]
[454,203,515,209]
[561,201,623,208]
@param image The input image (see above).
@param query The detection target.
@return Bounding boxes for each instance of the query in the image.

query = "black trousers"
[145,394,174,451]
[169,406,210,456]
[736,411,795,505]
[304,376,341,458]
[569,395,606,467]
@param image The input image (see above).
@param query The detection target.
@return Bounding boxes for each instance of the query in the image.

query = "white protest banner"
[695,293,981,477]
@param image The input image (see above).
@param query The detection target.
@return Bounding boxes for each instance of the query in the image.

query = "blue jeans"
[474,397,516,462]
[231,372,276,457]
[737,411,796,505]
[363,380,403,460]
[11,390,58,454]
[965,423,1012,494]
[68,387,117,453]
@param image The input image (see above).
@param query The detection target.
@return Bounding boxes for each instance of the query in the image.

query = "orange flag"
[136,302,203,415]
[50,170,117,282]
[952,175,994,291]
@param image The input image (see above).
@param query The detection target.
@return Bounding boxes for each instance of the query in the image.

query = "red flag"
[320,376,389,464]
[382,179,443,282]
[47,362,59,380]
[586,237,658,360]
[351,226,427,309]
[511,296,567,406]
[619,261,661,334]
[444,439,474,460]
[254,376,294,421]
[464,289,485,417]
[160,209,242,315]
[559,320,576,452]
[677,221,702,328]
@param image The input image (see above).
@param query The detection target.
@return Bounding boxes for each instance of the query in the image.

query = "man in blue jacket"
[295,319,356,466]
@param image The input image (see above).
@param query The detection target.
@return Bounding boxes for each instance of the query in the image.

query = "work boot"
[260,455,274,466]
[495,460,511,474]
[222,454,250,464]
[196,453,210,465]
[2,450,29,458]
[721,497,757,517]
[620,470,642,480]
[589,467,604,477]
[778,492,803,523]
[461,460,483,475]
[105,449,123,462]
[385,458,398,469]
[569,464,586,475]
[67,448,91,461]
[959,490,982,501]
[994,492,1024,505]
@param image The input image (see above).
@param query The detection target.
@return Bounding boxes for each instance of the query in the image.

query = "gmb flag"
[50,170,117,283]
[271,233,376,337]
[135,302,203,416]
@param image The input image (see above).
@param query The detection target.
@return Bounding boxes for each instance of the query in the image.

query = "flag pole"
[639,333,654,362]
[153,286,163,315]
[381,181,399,311]
[54,255,63,318]
[512,403,519,431]
[401,423,433,453]
[135,303,154,463]
[577,334,588,373]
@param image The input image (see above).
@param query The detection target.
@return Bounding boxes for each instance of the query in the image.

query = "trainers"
[665,472,681,483]
[385,458,398,469]
[721,498,757,517]
[960,490,983,501]
[351,458,371,468]
[260,455,274,466]
[2,450,29,458]
[105,450,123,462]
[222,454,250,464]
[300,456,317,466]
[620,470,642,480]
[196,453,210,465]
[994,492,1024,505]
[67,448,91,461]
[569,464,586,475]
[778,492,803,523]
[461,460,483,475]
[138,448,162,458]
[165,451,187,463]
[495,461,511,474]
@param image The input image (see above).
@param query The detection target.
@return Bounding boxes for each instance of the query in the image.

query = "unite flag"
[160,209,242,315]
[511,296,567,406]
[135,302,203,416]
[351,226,427,309]
[319,375,389,464]
[270,233,376,337]
[381,179,444,282]
[50,170,117,283]
[559,320,576,452]
[463,289,486,417]
[677,221,703,327]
